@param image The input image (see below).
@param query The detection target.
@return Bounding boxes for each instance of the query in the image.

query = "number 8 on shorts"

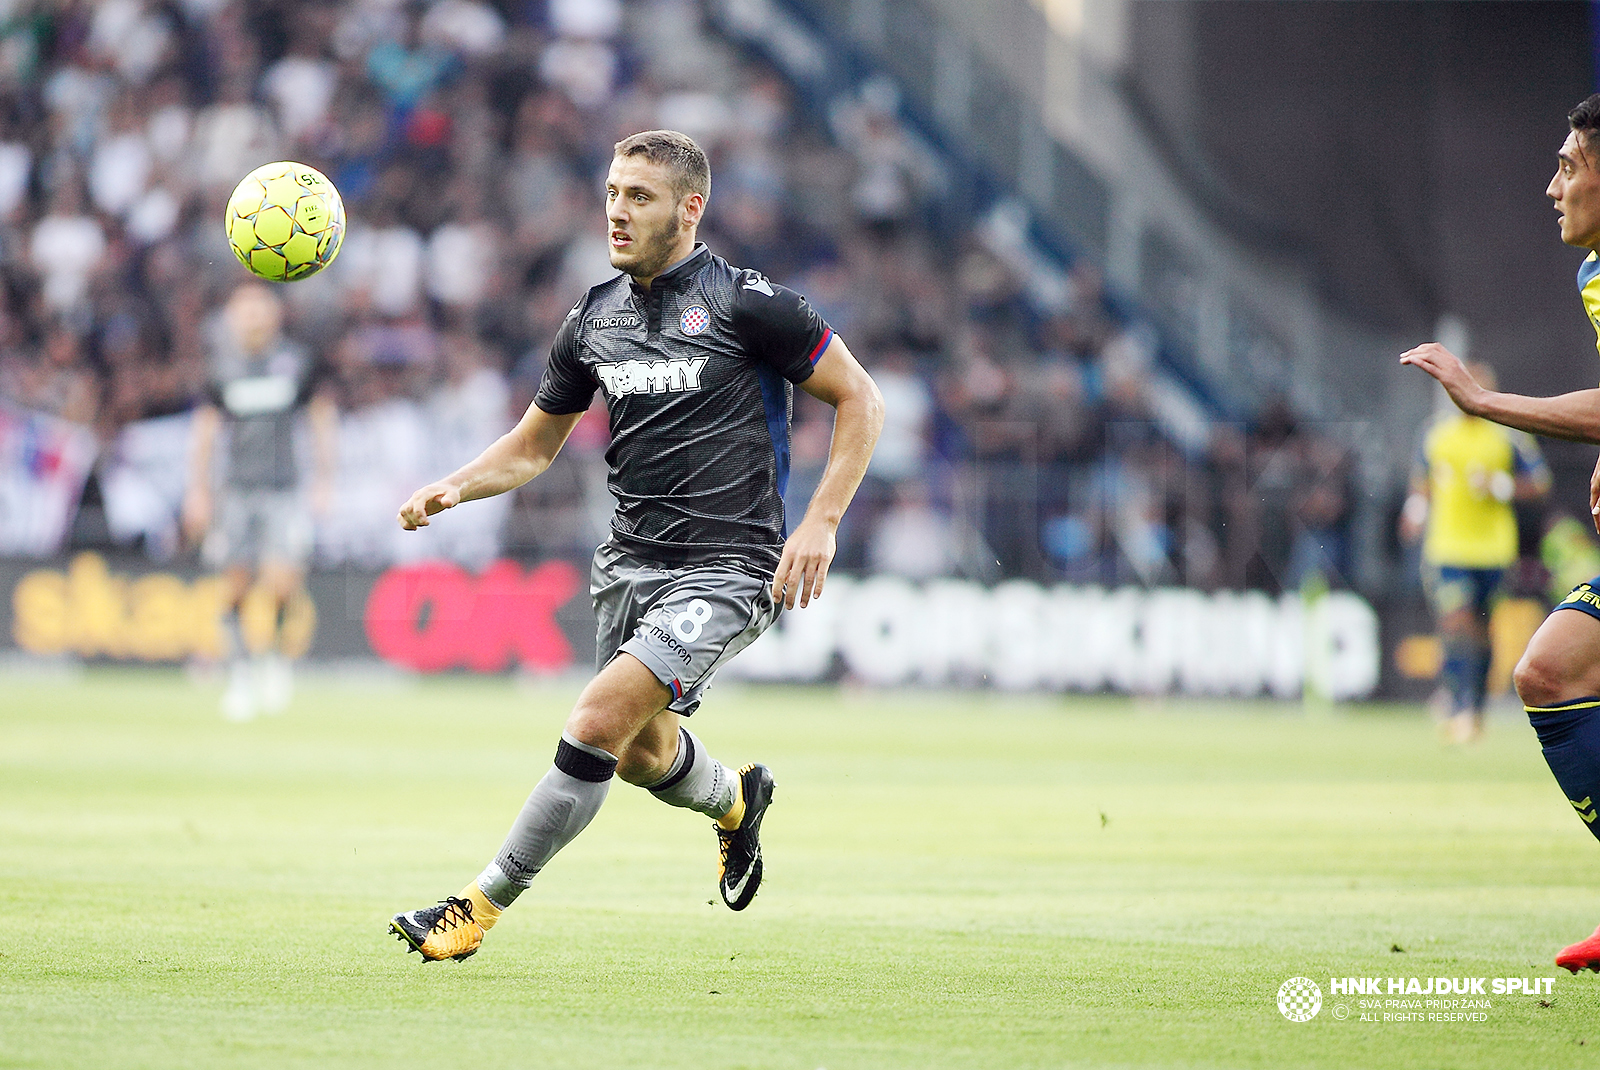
[673,598,714,642]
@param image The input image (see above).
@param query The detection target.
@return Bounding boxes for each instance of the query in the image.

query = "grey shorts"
[202,489,313,571]
[591,541,780,715]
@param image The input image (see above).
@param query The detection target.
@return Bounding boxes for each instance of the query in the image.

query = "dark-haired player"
[185,282,335,721]
[1403,93,1600,972]
[388,130,884,961]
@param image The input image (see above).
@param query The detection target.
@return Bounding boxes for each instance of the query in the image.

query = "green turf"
[3,669,1600,1069]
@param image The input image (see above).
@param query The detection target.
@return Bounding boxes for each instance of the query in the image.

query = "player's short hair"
[613,129,711,202]
[1570,94,1600,159]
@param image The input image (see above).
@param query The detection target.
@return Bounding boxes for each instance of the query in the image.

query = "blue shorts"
[1424,565,1504,619]
[1554,576,1600,622]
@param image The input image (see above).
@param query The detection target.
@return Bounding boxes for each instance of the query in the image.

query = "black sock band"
[649,728,696,795]
[554,738,618,783]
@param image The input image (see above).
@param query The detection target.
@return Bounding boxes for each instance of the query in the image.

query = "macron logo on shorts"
[595,357,710,397]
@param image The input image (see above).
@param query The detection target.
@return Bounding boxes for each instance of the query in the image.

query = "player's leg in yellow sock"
[718,777,745,831]
[456,882,503,931]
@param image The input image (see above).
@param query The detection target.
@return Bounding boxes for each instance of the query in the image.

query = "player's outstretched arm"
[1401,341,1600,443]
[774,335,885,609]
[398,405,584,530]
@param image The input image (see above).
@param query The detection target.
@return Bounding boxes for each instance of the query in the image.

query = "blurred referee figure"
[184,283,335,722]
[1403,93,1600,972]
[389,130,883,961]
[1399,361,1549,745]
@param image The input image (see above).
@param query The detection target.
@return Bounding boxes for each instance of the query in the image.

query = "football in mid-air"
[224,161,345,282]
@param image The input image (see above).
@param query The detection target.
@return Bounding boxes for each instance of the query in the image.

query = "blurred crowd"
[0,0,1357,593]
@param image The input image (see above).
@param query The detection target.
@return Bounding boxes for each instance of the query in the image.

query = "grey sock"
[477,733,617,908]
[644,727,737,818]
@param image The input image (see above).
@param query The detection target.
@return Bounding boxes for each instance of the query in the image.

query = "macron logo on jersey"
[588,313,641,331]
[595,357,710,397]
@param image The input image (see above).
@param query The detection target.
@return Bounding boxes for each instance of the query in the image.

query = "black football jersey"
[535,244,833,571]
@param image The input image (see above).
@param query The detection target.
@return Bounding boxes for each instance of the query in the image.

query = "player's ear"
[679,192,704,230]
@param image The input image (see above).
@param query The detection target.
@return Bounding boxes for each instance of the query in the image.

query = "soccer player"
[388,130,884,961]
[184,282,335,721]
[1401,93,1600,971]
[1400,362,1550,745]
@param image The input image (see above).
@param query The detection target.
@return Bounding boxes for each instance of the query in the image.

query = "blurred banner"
[0,405,97,557]
[99,411,194,561]
[724,576,1380,700]
[0,554,596,671]
[0,554,1384,700]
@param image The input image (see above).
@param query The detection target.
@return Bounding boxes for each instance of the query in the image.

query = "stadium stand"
[0,0,1358,598]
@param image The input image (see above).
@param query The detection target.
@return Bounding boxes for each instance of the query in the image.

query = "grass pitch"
[3,670,1600,1069]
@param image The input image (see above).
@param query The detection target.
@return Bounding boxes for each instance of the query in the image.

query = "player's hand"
[398,481,462,530]
[1397,494,1425,544]
[1589,454,1600,536]
[1399,342,1488,415]
[772,517,836,609]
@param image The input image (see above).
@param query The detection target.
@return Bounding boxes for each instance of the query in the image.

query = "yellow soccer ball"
[224,162,345,282]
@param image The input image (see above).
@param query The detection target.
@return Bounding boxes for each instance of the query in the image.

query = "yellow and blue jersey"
[1581,251,1600,357]
[1417,413,1547,568]
[1556,255,1600,622]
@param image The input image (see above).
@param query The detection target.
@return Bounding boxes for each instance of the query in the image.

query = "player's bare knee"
[614,744,671,787]
[258,564,301,602]
[612,705,678,787]
[222,567,252,607]
[1513,651,1565,709]
[563,702,621,755]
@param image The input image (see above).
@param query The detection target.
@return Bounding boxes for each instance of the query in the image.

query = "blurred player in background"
[1402,93,1600,970]
[184,283,335,722]
[1400,362,1550,744]
[388,131,883,961]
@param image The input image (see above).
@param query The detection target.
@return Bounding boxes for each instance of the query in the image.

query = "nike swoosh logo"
[723,861,757,901]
